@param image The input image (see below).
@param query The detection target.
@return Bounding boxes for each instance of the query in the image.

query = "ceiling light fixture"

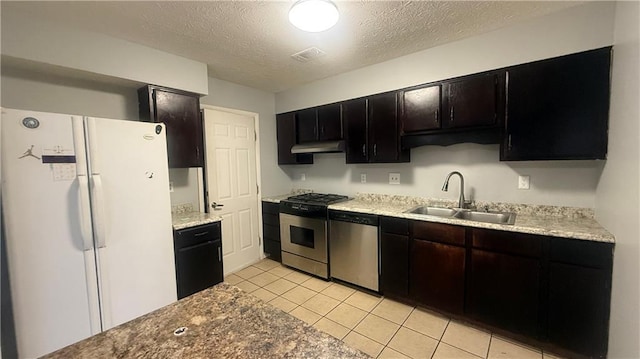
[289,0,339,33]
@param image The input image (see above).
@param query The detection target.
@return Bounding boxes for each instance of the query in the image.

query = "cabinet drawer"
[263,223,280,242]
[380,216,409,235]
[263,213,279,226]
[175,222,221,249]
[550,238,613,269]
[412,221,465,246]
[472,229,542,258]
[262,202,280,214]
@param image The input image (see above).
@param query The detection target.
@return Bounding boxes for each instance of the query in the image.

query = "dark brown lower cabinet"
[410,238,465,315]
[262,201,282,262]
[380,217,409,297]
[377,219,613,358]
[467,249,541,337]
[546,235,613,359]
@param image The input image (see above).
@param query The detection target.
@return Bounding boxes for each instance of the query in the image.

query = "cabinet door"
[401,85,441,133]
[502,47,611,160]
[153,89,204,168]
[296,108,317,143]
[343,98,368,163]
[467,249,540,337]
[262,202,282,262]
[176,240,222,299]
[380,232,409,297]
[369,92,401,163]
[547,263,610,358]
[276,113,313,165]
[317,104,343,141]
[410,238,465,314]
[443,73,499,129]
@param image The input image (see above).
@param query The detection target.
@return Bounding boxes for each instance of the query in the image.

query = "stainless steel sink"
[454,210,517,225]
[405,206,457,218]
[405,206,516,225]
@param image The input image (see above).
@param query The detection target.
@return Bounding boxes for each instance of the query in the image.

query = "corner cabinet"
[343,94,410,164]
[501,47,611,161]
[138,85,204,168]
[276,113,313,165]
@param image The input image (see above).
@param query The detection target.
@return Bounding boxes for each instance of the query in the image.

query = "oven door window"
[290,226,315,248]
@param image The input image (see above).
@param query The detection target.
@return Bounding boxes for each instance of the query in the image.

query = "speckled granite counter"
[329,195,614,243]
[172,211,222,230]
[262,189,313,203]
[43,283,370,359]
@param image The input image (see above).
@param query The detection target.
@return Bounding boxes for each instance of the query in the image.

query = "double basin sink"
[405,206,517,225]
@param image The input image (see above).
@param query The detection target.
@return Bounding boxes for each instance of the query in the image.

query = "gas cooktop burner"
[285,193,349,205]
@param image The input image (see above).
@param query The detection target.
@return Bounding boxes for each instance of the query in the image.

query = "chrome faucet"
[442,171,469,209]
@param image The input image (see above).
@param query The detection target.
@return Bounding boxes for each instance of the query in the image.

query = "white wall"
[276,2,615,113]
[1,65,138,120]
[201,77,289,197]
[595,2,640,358]
[276,1,616,208]
[1,8,208,95]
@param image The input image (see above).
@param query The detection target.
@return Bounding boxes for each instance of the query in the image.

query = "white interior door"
[203,108,260,275]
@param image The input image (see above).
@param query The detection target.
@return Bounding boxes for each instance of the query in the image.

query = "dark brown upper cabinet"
[296,103,343,143]
[442,72,503,129]
[400,84,441,133]
[501,47,611,161]
[344,93,410,164]
[276,113,313,165]
[138,85,204,168]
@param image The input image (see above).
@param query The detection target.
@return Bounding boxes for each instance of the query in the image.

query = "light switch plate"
[518,175,530,189]
[300,173,306,181]
[389,173,400,185]
[360,173,367,183]
[169,181,174,192]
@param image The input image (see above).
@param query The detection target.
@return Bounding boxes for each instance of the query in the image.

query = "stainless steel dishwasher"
[329,210,379,292]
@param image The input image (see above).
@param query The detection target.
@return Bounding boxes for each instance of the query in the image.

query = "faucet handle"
[462,200,475,210]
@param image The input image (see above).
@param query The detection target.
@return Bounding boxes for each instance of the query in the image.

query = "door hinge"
[259,236,262,245]
[254,130,257,142]
[256,184,259,195]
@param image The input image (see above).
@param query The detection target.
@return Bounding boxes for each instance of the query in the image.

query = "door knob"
[211,202,224,210]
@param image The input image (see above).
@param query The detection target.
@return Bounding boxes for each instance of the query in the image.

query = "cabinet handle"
[450,106,454,123]
[434,109,439,125]
[362,144,366,157]
[320,126,325,135]
[194,231,209,237]
[218,246,221,261]
[373,144,377,157]
[508,134,512,151]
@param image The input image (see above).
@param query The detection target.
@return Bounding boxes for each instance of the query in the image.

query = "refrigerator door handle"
[77,175,94,251]
[91,174,108,249]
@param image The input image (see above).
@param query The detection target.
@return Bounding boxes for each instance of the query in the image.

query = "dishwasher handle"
[329,210,379,226]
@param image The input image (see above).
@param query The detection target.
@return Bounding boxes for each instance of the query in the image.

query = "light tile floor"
[225,258,565,359]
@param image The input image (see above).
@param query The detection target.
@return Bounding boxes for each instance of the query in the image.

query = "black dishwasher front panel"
[174,222,223,299]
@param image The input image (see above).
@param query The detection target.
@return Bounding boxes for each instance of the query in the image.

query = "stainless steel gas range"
[279,193,349,278]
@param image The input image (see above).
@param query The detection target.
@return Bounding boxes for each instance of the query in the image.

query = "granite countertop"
[329,196,614,243]
[43,283,370,359]
[261,192,614,243]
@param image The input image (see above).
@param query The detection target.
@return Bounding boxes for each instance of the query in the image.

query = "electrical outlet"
[169,181,174,192]
[389,173,401,185]
[300,173,306,181]
[360,173,367,183]
[518,175,530,189]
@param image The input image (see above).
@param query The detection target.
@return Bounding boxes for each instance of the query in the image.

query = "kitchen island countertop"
[42,283,370,359]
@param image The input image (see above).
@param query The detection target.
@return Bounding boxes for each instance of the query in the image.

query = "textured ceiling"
[2,1,582,93]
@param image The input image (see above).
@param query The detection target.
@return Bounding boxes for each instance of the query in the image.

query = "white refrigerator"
[1,108,177,358]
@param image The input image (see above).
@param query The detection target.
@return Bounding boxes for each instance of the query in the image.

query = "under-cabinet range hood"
[291,140,345,154]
